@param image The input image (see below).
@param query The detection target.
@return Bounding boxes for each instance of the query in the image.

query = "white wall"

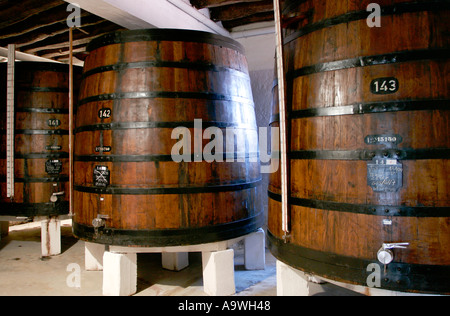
[233,24,276,224]
[233,24,276,130]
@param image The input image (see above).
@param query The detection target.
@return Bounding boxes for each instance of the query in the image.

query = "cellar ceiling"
[0,0,275,64]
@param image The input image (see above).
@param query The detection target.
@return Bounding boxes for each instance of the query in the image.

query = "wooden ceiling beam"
[0,4,91,40]
[21,21,124,54]
[38,44,87,59]
[0,0,63,30]
[209,0,273,21]
[0,14,105,49]
[190,0,267,9]
[222,11,274,29]
[64,0,228,36]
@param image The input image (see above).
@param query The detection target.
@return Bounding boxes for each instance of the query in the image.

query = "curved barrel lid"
[87,28,245,54]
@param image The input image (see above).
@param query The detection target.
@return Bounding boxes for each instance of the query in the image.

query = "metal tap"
[50,191,65,203]
[92,214,109,238]
[377,242,410,265]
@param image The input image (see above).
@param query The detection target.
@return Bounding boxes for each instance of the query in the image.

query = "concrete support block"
[276,260,311,296]
[162,252,189,271]
[0,221,9,240]
[1,221,9,236]
[244,228,265,270]
[202,249,236,296]
[103,252,137,296]
[41,217,61,257]
[85,242,105,271]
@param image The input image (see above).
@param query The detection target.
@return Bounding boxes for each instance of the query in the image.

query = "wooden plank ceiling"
[0,0,274,63]
[191,0,274,29]
[0,0,125,64]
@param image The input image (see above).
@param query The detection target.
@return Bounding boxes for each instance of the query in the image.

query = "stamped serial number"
[370,77,399,94]
[365,134,403,145]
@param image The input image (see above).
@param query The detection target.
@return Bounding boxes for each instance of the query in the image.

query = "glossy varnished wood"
[73,30,263,246]
[269,0,450,293]
[0,62,81,217]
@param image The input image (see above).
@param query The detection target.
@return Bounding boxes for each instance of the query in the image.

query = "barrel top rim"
[86,28,245,54]
[0,61,82,72]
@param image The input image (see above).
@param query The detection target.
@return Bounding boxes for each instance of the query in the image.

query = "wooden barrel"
[73,29,263,247]
[0,62,81,218]
[268,0,450,294]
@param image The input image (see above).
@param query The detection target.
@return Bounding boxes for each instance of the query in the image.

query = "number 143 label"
[370,77,399,94]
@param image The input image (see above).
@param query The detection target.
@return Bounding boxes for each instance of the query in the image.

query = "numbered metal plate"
[93,166,110,188]
[370,77,399,94]
[46,159,63,174]
[367,158,403,192]
[95,146,112,153]
[48,119,61,127]
[98,108,112,119]
[46,145,62,151]
[365,134,403,146]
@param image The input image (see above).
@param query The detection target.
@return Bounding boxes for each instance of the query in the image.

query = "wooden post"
[69,28,74,216]
[6,44,15,199]
[273,0,290,235]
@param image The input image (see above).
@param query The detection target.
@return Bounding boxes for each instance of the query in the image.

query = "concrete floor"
[0,220,360,296]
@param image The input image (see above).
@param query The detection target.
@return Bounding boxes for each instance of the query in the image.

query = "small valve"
[50,191,65,203]
[92,214,109,228]
[377,243,409,265]
[92,214,110,238]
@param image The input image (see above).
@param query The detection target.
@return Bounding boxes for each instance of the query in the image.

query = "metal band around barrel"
[0,176,69,183]
[268,191,450,218]
[78,91,254,107]
[74,121,257,134]
[87,29,245,54]
[82,61,250,80]
[15,108,69,114]
[13,177,69,183]
[73,212,265,247]
[18,87,69,93]
[0,201,69,217]
[14,129,69,135]
[0,61,70,73]
[2,153,69,159]
[282,0,308,15]
[268,231,450,294]
[74,178,262,195]
[284,1,450,44]
[74,152,259,162]
[289,149,450,161]
[270,99,450,123]
[12,61,80,73]
[287,48,450,79]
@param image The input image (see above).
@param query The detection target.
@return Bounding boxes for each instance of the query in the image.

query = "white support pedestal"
[87,228,266,296]
[277,260,313,296]
[40,217,61,257]
[103,252,137,296]
[202,249,236,296]
[1,216,68,257]
[0,221,9,241]
[244,228,265,270]
[162,252,189,272]
[276,260,435,296]
[85,242,106,271]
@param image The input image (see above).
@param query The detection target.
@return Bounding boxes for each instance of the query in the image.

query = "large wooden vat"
[268,0,450,294]
[73,29,263,247]
[0,62,81,218]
